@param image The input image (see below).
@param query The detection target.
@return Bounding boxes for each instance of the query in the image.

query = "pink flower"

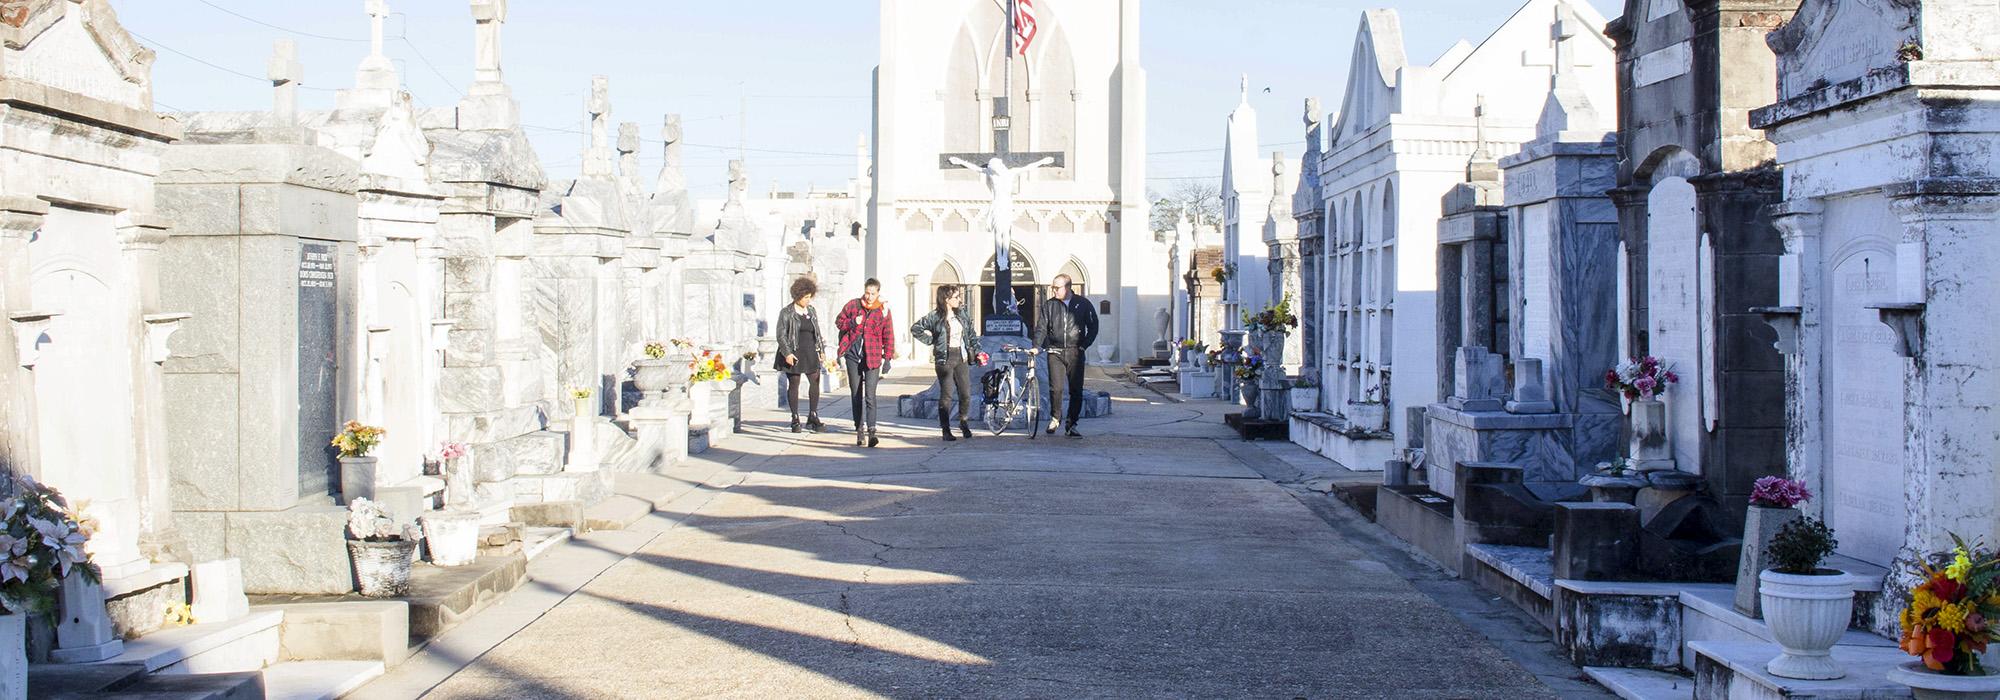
[1750,476,1813,508]
[1633,376,1657,396]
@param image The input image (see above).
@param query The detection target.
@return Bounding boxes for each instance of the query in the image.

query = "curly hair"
[789,276,818,302]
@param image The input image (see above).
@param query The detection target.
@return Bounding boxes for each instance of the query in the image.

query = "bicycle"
[981,344,1042,438]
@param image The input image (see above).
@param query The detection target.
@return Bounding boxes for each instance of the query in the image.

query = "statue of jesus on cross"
[947,155,1056,278]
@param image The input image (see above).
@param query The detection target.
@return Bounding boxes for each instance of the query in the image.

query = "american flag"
[1013,0,1039,55]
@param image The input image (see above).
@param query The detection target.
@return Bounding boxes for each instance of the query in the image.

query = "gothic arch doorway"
[980,245,1038,333]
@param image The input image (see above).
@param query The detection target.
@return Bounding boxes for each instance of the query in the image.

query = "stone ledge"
[92,610,282,673]
[260,660,384,700]
[1581,666,1693,700]
[1468,543,1557,601]
[1679,586,1896,651]
[1690,640,1912,700]
[255,601,409,665]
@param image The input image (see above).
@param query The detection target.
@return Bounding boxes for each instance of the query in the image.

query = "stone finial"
[618,121,641,178]
[1467,94,1500,183]
[1239,73,1249,102]
[661,113,683,167]
[365,0,388,59]
[268,40,301,125]
[1303,97,1321,129]
[470,0,507,85]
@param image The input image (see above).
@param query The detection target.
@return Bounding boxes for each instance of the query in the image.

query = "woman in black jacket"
[774,276,826,433]
[910,285,981,441]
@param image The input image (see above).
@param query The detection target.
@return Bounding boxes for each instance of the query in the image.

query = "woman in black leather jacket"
[910,285,981,441]
[774,276,826,433]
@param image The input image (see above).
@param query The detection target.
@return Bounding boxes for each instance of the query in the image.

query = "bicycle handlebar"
[999,345,1040,355]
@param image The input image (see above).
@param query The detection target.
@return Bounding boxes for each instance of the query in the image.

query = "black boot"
[790,416,801,433]
[856,431,866,447]
[867,431,880,448]
[807,414,824,432]
[940,407,957,442]
[959,420,972,439]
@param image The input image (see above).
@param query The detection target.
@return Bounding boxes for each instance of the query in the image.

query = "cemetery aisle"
[408,371,1565,698]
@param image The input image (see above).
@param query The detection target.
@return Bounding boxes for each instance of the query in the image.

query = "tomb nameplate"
[297,242,339,499]
[1824,252,1902,566]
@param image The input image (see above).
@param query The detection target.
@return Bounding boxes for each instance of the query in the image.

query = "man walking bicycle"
[1031,273,1097,438]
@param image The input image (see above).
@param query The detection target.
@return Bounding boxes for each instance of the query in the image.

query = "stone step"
[1583,666,1694,700]
[506,470,612,505]
[90,609,282,674]
[41,669,265,699]
[255,601,409,668]
[1679,585,1896,669]
[260,660,384,700]
[1464,543,1557,632]
[402,552,529,641]
[1690,640,1912,699]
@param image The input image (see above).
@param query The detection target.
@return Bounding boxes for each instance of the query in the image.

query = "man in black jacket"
[1032,273,1098,438]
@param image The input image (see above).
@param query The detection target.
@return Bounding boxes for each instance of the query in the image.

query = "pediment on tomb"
[1330,10,1406,148]
[426,126,546,191]
[1767,0,1917,102]
[3,0,154,112]
[358,95,436,193]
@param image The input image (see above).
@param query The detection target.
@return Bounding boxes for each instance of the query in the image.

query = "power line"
[128,28,338,92]
[397,35,465,99]
[193,0,368,42]
[1148,140,1305,156]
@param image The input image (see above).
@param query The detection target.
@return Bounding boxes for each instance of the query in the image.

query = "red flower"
[1932,575,1966,602]
[1928,628,1958,669]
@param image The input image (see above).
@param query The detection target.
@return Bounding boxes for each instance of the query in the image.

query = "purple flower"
[1750,476,1813,508]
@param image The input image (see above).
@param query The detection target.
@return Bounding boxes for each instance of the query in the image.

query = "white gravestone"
[1646,177,1703,472]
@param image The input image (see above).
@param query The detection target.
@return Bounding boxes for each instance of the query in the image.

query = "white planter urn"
[420,511,482,567]
[1289,387,1320,413]
[1888,662,2000,700]
[1760,569,1855,680]
[1345,401,1387,432]
[349,539,418,598]
[0,612,20,700]
[1629,398,1675,471]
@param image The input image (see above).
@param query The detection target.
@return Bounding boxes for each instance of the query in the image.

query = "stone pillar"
[1435,244,1464,403]
[1608,186,1650,359]
[1766,201,1823,519]
[0,197,48,481]
[1886,183,2000,561]
[106,214,175,581]
[1688,170,1786,519]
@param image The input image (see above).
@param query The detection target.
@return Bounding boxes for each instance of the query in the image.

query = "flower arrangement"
[1211,263,1236,284]
[1597,456,1635,476]
[1750,476,1814,509]
[1898,40,1924,62]
[0,475,99,614]
[643,341,668,360]
[1179,338,1203,350]
[1900,536,2000,674]
[570,387,593,400]
[1362,383,1384,403]
[690,349,733,383]
[346,497,419,543]
[1768,516,1838,575]
[1605,356,1679,401]
[1291,376,1319,389]
[1234,352,1264,381]
[331,420,386,459]
[435,441,469,462]
[1242,295,1300,333]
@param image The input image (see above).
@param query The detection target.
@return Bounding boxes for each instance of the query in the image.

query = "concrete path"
[366,369,1573,699]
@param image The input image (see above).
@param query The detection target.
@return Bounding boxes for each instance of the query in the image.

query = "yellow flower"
[1950,548,1975,583]
[1939,601,1972,633]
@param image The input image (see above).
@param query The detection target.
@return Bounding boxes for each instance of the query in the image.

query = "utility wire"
[193,0,368,42]
[129,28,339,92]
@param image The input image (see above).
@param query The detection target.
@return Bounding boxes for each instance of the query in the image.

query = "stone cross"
[617,122,640,180]
[727,160,747,205]
[583,76,613,178]
[365,0,388,60]
[662,114,683,168]
[470,0,507,85]
[268,40,300,125]
[1553,9,1579,77]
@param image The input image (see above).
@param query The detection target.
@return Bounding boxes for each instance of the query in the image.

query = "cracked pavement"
[412,369,1564,699]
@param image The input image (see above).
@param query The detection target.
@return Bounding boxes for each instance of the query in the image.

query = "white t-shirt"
[946,315,965,350]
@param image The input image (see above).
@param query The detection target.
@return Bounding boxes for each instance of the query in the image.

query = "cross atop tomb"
[268,40,301,126]
[1522,3,1594,75]
[470,0,507,85]
[365,0,389,62]
[582,76,614,178]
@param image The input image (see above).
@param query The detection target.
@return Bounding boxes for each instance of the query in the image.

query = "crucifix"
[936,0,1065,336]
[268,39,300,126]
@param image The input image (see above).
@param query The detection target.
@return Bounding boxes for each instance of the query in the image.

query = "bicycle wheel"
[985,375,1012,436]
[1026,372,1041,440]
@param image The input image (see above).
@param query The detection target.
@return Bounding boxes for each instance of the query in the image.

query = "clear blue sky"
[115,0,1621,199]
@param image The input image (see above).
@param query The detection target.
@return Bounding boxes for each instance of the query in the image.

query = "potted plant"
[686,347,734,428]
[331,420,386,505]
[1234,352,1263,407]
[1289,376,1321,413]
[570,387,594,421]
[631,341,677,404]
[419,442,480,568]
[1889,537,2000,699]
[1605,356,1679,471]
[1761,516,1853,680]
[1737,477,1812,618]
[1579,457,1649,504]
[0,475,99,695]
[1178,338,1205,366]
[1345,383,1388,432]
[346,498,420,597]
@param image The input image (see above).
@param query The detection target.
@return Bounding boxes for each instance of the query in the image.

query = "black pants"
[1047,347,1087,427]
[785,371,820,420]
[844,358,880,434]
[934,355,970,426]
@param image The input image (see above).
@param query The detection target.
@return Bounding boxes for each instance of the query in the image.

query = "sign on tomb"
[297,242,339,499]
[1823,245,1903,566]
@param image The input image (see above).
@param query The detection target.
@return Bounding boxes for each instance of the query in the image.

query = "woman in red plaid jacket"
[835,278,898,447]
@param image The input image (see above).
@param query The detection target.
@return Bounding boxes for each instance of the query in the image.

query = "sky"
[115,0,1623,200]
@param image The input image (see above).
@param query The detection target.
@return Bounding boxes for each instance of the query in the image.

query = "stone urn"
[0,612,21,700]
[1628,398,1674,471]
[1345,401,1387,432]
[631,358,677,405]
[572,395,594,421]
[1240,376,1261,416]
[1736,505,1804,617]
[420,511,481,568]
[338,456,379,506]
[1761,568,1855,680]
[1289,387,1320,413]
[1888,662,2000,700]
[348,539,418,598]
[688,381,715,429]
